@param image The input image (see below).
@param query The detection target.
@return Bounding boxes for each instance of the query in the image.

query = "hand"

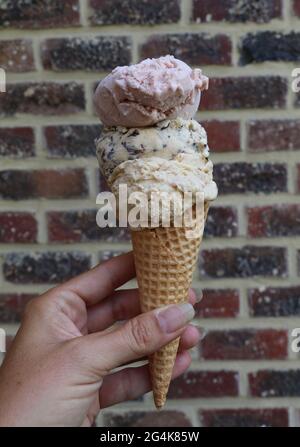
[0,252,200,427]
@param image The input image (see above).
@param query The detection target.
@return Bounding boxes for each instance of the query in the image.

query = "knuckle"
[127,316,153,355]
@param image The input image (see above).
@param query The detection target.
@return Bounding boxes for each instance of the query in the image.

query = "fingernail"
[195,290,203,303]
[156,303,195,334]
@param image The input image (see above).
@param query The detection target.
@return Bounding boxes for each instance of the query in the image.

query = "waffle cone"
[131,203,209,409]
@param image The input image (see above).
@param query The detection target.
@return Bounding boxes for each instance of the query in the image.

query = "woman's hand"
[0,252,200,427]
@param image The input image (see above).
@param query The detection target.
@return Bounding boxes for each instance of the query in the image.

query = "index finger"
[61,251,135,306]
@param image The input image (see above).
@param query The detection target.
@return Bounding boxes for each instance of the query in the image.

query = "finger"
[87,288,197,333]
[178,325,201,352]
[81,303,195,374]
[100,351,191,408]
[60,252,135,306]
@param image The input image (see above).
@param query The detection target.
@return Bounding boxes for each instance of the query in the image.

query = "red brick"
[248,120,300,152]
[0,294,35,323]
[42,37,131,72]
[200,408,288,427]
[192,0,282,23]
[0,213,37,243]
[0,40,34,73]
[104,411,192,428]
[0,169,88,200]
[201,77,287,110]
[48,210,130,243]
[249,370,300,397]
[168,371,239,398]
[140,34,232,66]
[0,83,85,117]
[201,329,288,360]
[205,207,238,238]
[199,246,287,279]
[248,205,300,237]
[195,289,239,318]
[202,120,240,152]
[248,287,300,317]
[90,0,181,25]
[0,127,35,158]
[0,1,80,28]
[294,0,300,16]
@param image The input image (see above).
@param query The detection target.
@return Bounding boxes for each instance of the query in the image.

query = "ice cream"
[94,55,208,128]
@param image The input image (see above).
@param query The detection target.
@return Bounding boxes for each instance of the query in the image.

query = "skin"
[0,252,201,427]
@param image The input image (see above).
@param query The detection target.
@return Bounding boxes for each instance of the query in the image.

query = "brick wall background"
[0,0,300,428]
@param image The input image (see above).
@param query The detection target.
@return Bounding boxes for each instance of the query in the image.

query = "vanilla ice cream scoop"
[94,55,208,128]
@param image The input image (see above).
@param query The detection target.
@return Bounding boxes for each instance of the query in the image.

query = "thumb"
[81,303,195,375]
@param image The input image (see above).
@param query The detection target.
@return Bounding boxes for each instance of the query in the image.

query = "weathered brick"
[0,0,80,28]
[201,77,287,110]
[89,0,181,25]
[0,83,85,116]
[249,287,300,317]
[214,163,287,195]
[48,210,130,243]
[3,252,91,284]
[205,207,238,238]
[202,120,240,152]
[168,371,239,398]
[42,37,131,72]
[248,205,300,237]
[0,128,35,158]
[192,0,282,23]
[199,246,287,279]
[104,411,192,428]
[201,329,287,360]
[44,125,101,158]
[0,39,34,72]
[294,0,300,16]
[249,370,300,397]
[0,294,35,323]
[240,32,300,65]
[200,409,288,427]
[248,120,300,152]
[0,169,88,200]
[195,289,239,318]
[0,213,37,243]
[140,34,232,66]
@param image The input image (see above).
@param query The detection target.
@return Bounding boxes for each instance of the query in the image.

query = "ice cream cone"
[131,203,209,409]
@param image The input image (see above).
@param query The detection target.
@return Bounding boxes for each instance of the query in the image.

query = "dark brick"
[200,409,288,428]
[195,289,239,318]
[248,205,300,237]
[89,0,181,25]
[199,246,287,279]
[205,207,238,238]
[249,370,300,397]
[3,251,91,284]
[214,163,287,195]
[192,0,282,23]
[248,120,300,152]
[202,120,240,152]
[240,32,300,65]
[0,169,88,200]
[201,329,287,360]
[295,0,300,16]
[201,77,287,110]
[0,82,85,117]
[44,125,101,158]
[48,210,130,243]
[249,287,300,317]
[0,294,35,324]
[104,411,192,428]
[0,128,35,158]
[168,371,239,398]
[140,34,232,66]
[0,213,37,243]
[0,0,80,28]
[42,37,131,72]
[0,39,34,72]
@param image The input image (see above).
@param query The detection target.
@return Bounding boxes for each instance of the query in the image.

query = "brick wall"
[0,0,300,428]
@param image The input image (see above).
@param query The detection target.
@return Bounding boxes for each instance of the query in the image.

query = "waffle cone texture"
[131,203,209,409]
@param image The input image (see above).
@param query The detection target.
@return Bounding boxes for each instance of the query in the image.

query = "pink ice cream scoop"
[94,55,209,128]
